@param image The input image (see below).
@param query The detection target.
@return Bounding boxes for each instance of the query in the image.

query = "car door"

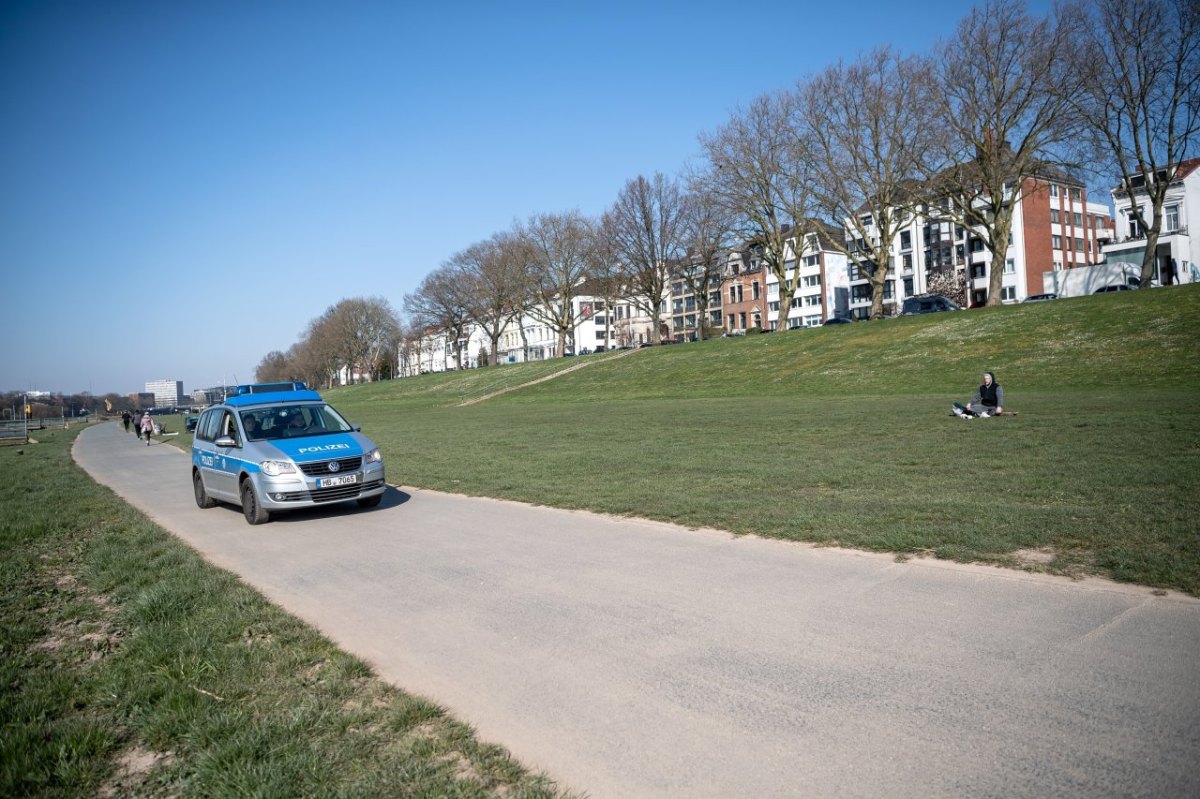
[208,410,240,500]
[195,409,238,501]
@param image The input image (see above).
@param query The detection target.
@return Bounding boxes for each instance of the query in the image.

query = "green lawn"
[327,286,1200,594]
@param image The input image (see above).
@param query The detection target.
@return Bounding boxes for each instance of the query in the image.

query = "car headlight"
[366,448,383,464]
[260,460,296,476]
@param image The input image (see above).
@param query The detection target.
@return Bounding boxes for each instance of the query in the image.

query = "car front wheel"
[241,480,270,525]
[194,471,216,509]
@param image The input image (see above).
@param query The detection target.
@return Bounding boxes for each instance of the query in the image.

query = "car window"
[256,404,354,440]
[197,409,221,442]
[219,411,238,441]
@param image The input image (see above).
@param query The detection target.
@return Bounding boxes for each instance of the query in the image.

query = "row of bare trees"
[698,0,1198,320]
[259,0,1197,378]
[255,297,401,386]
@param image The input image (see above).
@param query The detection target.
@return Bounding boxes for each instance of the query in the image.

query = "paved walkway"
[75,422,1200,798]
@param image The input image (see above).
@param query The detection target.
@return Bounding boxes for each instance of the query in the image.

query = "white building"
[1102,156,1200,285]
[844,173,1113,315]
[761,226,852,329]
[145,379,184,408]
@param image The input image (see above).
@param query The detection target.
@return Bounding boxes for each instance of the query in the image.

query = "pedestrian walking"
[121,410,131,433]
[139,411,154,445]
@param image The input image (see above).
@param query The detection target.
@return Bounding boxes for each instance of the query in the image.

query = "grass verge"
[0,426,570,798]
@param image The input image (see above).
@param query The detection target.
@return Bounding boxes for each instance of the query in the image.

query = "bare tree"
[519,211,595,357]
[802,48,941,319]
[323,297,401,383]
[456,232,532,366]
[404,263,474,370]
[678,180,734,340]
[930,0,1085,306]
[699,91,817,330]
[254,350,292,383]
[1072,0,1200,286]
[583,225,626,349]
[602,173,687,344]
[291,314,343,389]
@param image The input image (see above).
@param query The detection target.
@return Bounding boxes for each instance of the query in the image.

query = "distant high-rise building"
[145,379,184,408]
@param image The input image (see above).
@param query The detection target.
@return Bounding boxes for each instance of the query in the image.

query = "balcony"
[1114,226,1188,244]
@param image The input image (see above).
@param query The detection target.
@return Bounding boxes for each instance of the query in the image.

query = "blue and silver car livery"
[191,384,386,524]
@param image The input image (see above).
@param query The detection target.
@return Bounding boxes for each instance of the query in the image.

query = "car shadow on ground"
[210,485,411,525]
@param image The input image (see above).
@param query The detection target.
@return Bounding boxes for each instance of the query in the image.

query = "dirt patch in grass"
[97,747,174,798]
[1013,547,1058,565]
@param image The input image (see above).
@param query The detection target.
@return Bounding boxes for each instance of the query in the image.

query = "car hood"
[262,434,368,463]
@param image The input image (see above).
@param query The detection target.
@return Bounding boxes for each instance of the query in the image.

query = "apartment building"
[1102,156,1200,285]
[722,246,768,333]
[760,224,851,329]
[844,173,1114,316]
[668,259,724,341]
[144,379,184,408]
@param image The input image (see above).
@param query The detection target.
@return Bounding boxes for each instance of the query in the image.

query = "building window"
[1075,237,1084,252]
[1050,209,1060,223]
[900,230,912,250]
[1071,187,1082,200]
[1048,183,1059,197]
[1073,212,1083,226]
[1052,235,1062,250]
[1053,261,1063,271]
[1165,204,1180,231]
[769,301,780,312]
[1001,286,1016,301]
[752,281,760,300]
[903,253,913,271]
[1005,258,1016,274]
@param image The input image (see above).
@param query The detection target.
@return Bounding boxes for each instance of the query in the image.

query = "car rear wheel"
[194,471,216,509]
[241,480,270,525]
[357,494,382,509]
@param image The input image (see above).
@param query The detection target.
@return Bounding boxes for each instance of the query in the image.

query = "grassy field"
[318,287,1200,595]
[0,428,570,798]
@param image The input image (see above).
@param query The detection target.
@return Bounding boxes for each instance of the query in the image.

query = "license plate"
[317,474,359,488]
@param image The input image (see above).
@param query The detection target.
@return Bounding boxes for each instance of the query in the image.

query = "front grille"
[299,456,363,476]
[310,479,384,504]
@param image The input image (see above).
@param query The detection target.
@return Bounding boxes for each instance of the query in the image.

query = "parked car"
[1094,284,1134,293]
[191,382,385,525]
[902,295,963,315]
[184,415,199,432]
[1023,293,1058,303]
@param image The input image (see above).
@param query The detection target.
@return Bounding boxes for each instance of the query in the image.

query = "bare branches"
[518,211,596,357]
[802,48,940,318]
[699,91,817,328]
[1072,0,1200,284]
[601,173,687,343]
[931,0,1085,305]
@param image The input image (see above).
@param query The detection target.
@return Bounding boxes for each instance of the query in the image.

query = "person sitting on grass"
[953,372,1004,419]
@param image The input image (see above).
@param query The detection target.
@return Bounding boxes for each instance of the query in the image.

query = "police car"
[191,382,386,524]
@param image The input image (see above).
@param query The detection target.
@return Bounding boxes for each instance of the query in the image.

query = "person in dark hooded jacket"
[953,372,1004,418]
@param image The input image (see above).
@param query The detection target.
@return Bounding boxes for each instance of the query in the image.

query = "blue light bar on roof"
[235,381,307,395]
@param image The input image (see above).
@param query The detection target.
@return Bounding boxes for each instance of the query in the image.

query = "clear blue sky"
[1,0,1035,396]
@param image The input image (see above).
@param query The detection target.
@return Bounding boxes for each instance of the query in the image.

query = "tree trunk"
[986,215,1014,307]
[1141,226,1162,288]
[870,271,888,319]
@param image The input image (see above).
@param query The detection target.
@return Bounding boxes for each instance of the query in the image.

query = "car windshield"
[241,404,354,441]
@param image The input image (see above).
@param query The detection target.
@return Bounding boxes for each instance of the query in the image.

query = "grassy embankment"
[324,286,1200,594]
[0,429,570,797]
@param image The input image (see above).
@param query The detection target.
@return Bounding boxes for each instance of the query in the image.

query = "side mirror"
[215,435,237,448]
[353,425,362,432]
